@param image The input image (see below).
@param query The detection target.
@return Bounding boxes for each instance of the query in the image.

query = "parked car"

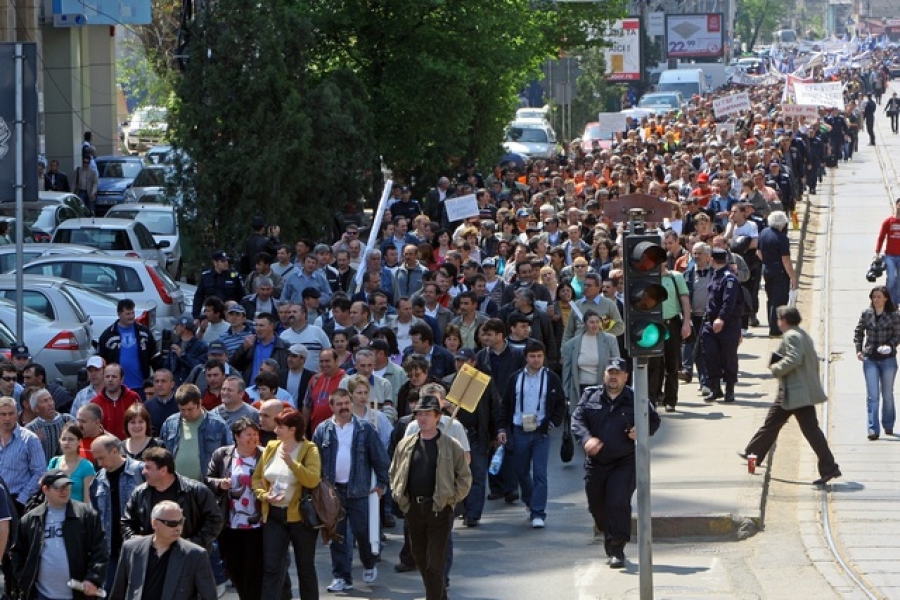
[105,204,182,279]
[122,165,170,204]
[0,218,35,243]
[124,106,168,155]
[0,199,90,242]
[579,122,614,154]
[0,243,102,274]
[94,156,145,214]
[50,217,169,266]
[0,274,157,347]
[502,119,558,159]
[20,254,187,330]
[0,298,91,391]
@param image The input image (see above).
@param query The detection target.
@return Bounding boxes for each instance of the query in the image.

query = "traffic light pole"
[633,357,653,599]
[627,208,654,598]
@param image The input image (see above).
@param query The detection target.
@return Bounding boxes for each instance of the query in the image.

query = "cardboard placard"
[444,194,479,222]
[446,363,490,413]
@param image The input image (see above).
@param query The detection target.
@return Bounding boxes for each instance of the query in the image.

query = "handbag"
[300,489,322,528]
[560,407,575,463]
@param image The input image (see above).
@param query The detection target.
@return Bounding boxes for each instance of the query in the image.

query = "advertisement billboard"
[604,18,642,82]
[0,43,38,204]
[665,14,724,59]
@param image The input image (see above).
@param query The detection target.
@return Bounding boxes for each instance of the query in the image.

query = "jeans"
[863,357,897,435]
[261,506,319,600]
[511,427,550,520]
[463,436,490,520]
[884,254,900,307]
[405,503,453,600]
[331,487,377,584]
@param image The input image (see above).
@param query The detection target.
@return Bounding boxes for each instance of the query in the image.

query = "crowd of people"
[7,56,900,598]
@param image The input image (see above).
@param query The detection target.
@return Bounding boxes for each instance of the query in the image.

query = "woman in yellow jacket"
[252,408,322,599]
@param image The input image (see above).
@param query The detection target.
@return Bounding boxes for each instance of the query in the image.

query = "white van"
[657,69,706,99]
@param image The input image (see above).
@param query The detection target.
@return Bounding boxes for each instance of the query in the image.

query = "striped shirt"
[26,413,76,460]
[0,425,47,503]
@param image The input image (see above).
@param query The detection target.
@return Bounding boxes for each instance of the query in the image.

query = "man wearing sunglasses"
[112,500,216,600]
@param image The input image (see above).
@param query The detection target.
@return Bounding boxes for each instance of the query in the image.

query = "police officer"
[571,358,660,569]
[701,247,742,403]
[805,125,826,195]
[192,250,245,321]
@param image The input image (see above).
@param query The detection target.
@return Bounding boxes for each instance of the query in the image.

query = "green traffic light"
[636,323,663,348]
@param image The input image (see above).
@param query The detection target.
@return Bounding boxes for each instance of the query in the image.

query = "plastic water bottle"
[489,445,504,476]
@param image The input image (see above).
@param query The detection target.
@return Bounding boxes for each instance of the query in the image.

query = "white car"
[0,243,103,274]
[51,218,169,267]
[21,254,187,330]
[502,119,558,159]
[105,204,182,279]
[125,106,168,154]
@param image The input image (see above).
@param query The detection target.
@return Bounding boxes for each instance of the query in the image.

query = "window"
[1,291,54,320]
[22,262,66,278]
[133,223,159,249]
[58,228,133,251]
[69,263,120,293]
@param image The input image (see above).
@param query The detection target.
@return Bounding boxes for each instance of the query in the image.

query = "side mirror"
[158,240,171,248]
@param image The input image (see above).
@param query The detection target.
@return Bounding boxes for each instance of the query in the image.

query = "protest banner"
[712,91,751,118]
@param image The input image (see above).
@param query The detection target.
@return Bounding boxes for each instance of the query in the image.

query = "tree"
[736,0,788,50]
[170,0,374,262]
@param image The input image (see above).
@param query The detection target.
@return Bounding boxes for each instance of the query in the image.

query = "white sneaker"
[326,578,353,592]
[363,567,378,583]
[216,583,227,598]
[531,517,545,528]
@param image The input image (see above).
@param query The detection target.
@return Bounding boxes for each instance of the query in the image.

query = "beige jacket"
[390,430,471,514]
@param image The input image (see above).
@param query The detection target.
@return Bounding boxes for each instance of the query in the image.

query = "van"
[657,69,705,99]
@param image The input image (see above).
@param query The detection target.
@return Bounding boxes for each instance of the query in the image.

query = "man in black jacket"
[230,312,290,385]
[571,358,660,568]
[496,341,566,529]
[13,469,107,600]
[121,447,223,550]
[476,318,525,504]
[97,298,160,394]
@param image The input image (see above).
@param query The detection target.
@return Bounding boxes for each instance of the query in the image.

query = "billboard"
[603,18,642,82]
[0,43,38,204]
[665,14,724,59]
[52,0,151,25]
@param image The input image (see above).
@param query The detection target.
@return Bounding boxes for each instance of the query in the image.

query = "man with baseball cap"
[572,358,660,569]
[71,356,107,416]
[10,345,30,381]
[13,469,107,598]
[193,251,244,320]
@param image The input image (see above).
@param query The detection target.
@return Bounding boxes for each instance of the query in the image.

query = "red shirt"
[91,386,141,440]
[305,369,345,434]
[202,390,222,411]
[877,216,900,256]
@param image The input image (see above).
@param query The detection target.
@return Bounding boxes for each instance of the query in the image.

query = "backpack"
[0,476,19,553]
[299,443,345,544]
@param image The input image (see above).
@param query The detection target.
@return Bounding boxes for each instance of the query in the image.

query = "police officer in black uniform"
[571,358,660,569]
[701,248,742,403]
[806,126,826,195]
[192,250,245,320]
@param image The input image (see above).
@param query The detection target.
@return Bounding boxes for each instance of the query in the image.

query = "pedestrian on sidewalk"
[863,94,877,146]
[701,247,743,403]
[571,358,660,569]
[874,198,900,305]
[757,211,798,337]
[740,306,841,485]
[853,286,900,440]
[885,92,900,134]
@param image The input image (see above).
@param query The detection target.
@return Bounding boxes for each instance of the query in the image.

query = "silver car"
[0,298,91,390]
[21,254,187,330]
[0,275,158,346]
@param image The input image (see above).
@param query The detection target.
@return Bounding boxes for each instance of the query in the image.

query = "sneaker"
[216,583,227,599]
[326,578,353,592]
[531,517,545,528]
[363,567,378,584]
[609,555,625,569]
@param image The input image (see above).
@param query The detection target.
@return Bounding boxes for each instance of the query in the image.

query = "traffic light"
[623,234,668,357]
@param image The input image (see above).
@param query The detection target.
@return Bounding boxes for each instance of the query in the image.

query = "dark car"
[94,156,145,215]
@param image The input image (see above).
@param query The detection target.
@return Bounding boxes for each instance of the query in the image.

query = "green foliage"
[568,47,622,136]
[736,0,788,49]
[170,0,374,264]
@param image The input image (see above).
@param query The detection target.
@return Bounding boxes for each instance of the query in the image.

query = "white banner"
[603,18,642,81]
[444,194,479,222]
[712,91,751,118]
[793,81,845,109]
[781,104,820,118]
[716,122,735,137]
[597,112,628,138]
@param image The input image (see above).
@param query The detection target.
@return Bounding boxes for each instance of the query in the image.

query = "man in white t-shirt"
[279,303,331,372]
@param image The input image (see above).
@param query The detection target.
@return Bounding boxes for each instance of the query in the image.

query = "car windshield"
[584,124,602,139]
[132,168,169,187]
[640,95,679,109]
[96,161,144,179]
[506,127,549,143]
[109,210,176,235]
[61,281,119,312]
[55,228,133,251]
